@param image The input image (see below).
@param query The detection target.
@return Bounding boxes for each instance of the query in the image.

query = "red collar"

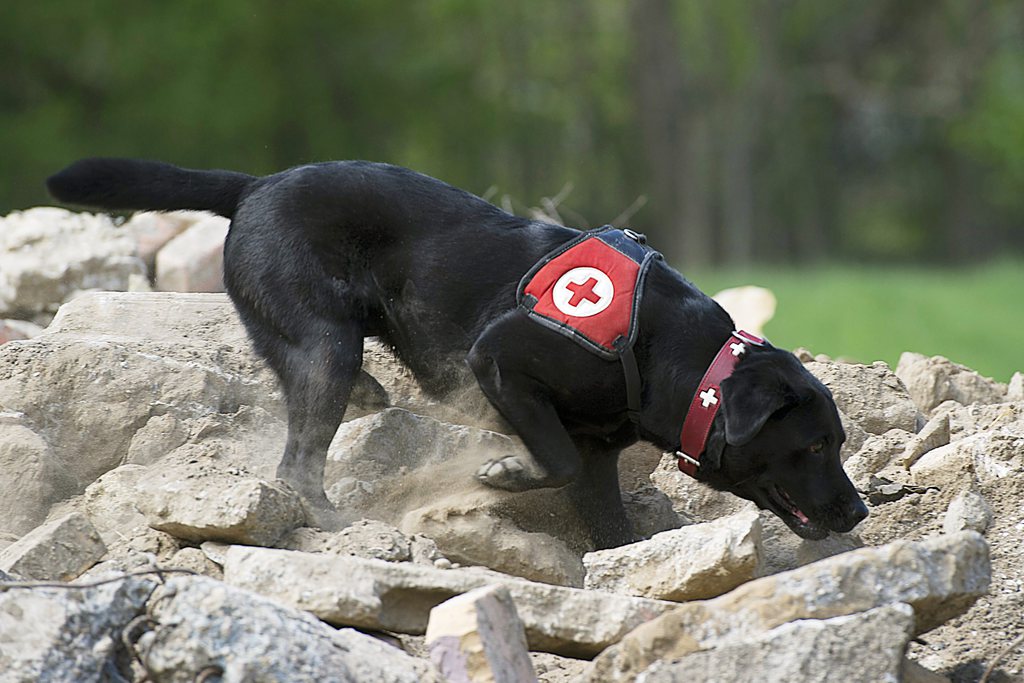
[677,330,765,477]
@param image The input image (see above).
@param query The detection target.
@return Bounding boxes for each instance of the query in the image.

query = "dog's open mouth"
[765,484,829,540]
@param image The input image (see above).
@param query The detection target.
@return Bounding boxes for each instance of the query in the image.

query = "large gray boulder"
[583,531,989,682]
[0,573,156,681]
[222,545,676,658]
[897,352,1008,414]
[0,208,146,316]
[583,509,761,601]
[804,359,922,434]
[140,575,441,682]
[0,512,106,581]
[637,603,915,683]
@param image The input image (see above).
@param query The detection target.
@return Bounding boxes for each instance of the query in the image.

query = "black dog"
[46,158,867,548]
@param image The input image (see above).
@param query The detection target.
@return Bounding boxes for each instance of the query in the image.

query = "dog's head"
[700,347,868,539]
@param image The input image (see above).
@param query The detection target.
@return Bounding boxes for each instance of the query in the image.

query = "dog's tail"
[46,158,256,219]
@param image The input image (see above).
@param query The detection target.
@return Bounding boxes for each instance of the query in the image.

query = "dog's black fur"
[46,158,867,548]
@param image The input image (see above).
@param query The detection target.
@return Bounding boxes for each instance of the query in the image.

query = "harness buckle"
[622,229,647,245]
[675,450,700,468]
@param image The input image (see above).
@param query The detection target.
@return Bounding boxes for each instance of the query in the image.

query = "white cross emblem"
[730,342,746,357]
[699,388,719,408]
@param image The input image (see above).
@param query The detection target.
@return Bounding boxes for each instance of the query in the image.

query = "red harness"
[677,329,766,476]
[520,228,765,475]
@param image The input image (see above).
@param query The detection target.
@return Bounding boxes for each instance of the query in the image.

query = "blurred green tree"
[1,0,1021,266]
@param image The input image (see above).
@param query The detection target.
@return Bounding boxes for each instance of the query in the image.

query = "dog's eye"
[809,441,825,454]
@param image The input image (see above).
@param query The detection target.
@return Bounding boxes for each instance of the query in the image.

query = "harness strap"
[621,344,642,423]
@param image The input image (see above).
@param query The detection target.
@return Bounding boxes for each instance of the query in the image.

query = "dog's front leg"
[468,337,582,493]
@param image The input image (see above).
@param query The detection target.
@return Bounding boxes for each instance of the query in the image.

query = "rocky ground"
[0,208,1022,682]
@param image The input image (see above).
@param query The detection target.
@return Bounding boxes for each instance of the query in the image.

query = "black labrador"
[46,158,868,548]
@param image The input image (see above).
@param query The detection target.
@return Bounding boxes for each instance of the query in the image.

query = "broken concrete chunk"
[583,510,760,601]
[0,208,146,316]
[902,413,951,468]
[0,421,75,536]
[636,603,915,683]
[401,493,586,587]
[0,574,156,682]
[583,532,989,682]
[222,545,676,658]
[141,575,441,682]
[0,512,106,581]
[804,359,921,434]
[155,215,230,292]
[426,585,537,683]
[136,465,305,546]
[897,352,1008,414]
[943,490,992,535]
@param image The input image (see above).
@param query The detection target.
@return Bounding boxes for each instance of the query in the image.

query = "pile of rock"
[0,209,1021,681]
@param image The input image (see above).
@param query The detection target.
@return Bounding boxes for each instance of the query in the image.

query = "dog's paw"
[476,455,538,492]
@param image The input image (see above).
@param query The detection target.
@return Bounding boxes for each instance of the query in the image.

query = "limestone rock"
[636,603,915,683]
[583,510,761,601]
[0,208,146,316]
[401,492,586,587]
[0,319,43,344]
[583,532,989,682]
[136,463,305,546]
[711,286,776,337]
[902,413,951,467]
[943,490,992,535]
[141,575,441,683]
[0,419,75,536]
[945,400,1024,440]
[804,359,921,434]
[0,292,288,490]
[911,432,1024,495]
[0,574,156,681]
[843,428,913,490]
[280,519,424,564]
[425,585,537,683]
[83,464,150,542]
[0,512,106,581]
[222,545,677,658]
[1009,372,1023,401]
[122,210,202,271]
[896,352,1007,414]
[155,215,230,292]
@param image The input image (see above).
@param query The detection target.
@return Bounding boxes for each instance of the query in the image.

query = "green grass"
[687,260,1024,383]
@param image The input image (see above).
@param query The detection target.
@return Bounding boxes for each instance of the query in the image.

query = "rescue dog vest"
[517,226,661,360]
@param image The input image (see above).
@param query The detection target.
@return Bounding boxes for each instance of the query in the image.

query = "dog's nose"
[847,498,869,524]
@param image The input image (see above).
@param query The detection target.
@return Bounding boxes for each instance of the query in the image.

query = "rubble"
[0,209,1021,679]
[583,509,761,601]
[582,532,989,682]
[425,585,537,683]
[0,512,106,581]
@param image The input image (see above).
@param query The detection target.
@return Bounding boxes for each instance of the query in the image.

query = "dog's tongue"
[795,508,810,524]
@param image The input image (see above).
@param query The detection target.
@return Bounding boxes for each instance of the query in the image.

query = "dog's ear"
[720,371,796,446]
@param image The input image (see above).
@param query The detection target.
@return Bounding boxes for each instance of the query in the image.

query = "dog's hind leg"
[238,303,364,514]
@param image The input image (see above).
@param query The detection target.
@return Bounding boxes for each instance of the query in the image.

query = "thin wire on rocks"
[980,630,1024,683]
[0,567,200,592]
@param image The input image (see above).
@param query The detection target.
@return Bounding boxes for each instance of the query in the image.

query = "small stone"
[425,585,537,683]
[0,513,106,581]
[583,509,761,601]
[943,490,992,535]
[155,215,230,292]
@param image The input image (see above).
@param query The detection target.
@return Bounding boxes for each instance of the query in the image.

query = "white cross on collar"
[730,342,746,357]
[699,387,719,408]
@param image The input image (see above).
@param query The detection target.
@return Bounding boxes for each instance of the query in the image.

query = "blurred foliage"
[2,0,1023,267]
